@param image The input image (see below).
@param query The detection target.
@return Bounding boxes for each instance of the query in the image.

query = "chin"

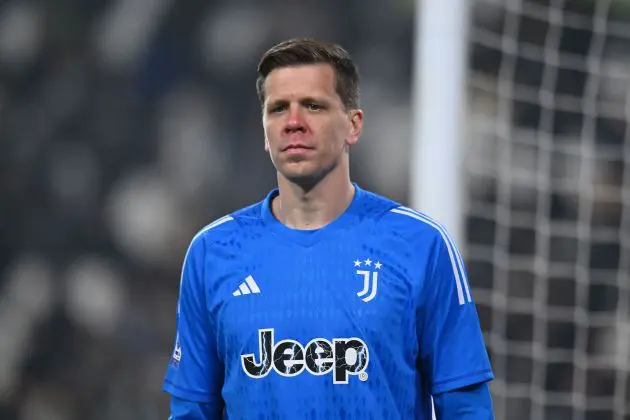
[282,170,320,186]
[277,163,320,185]
[274,155,338,187]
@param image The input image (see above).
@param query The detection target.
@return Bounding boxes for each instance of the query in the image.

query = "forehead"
[263,63,338,101]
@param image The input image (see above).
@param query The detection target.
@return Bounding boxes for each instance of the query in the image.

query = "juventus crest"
[353,258,382,302]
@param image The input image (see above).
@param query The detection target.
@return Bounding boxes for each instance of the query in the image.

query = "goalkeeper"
[164,37,495,419]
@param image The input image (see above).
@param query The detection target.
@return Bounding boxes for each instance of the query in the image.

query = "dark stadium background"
[0,1,628,419]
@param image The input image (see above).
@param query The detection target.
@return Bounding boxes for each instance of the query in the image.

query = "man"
[164,37,494,419]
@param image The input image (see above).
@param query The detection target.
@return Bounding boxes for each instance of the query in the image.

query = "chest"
[208,235,418,361]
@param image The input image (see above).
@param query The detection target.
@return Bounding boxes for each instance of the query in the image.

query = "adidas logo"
[232,275,260,296]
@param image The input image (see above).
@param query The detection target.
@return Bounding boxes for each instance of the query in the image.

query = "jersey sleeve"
[432,382,495,419]
[416,229,494,395]
[163,234,224,404]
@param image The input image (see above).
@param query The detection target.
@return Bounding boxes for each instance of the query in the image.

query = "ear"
[346,109,364,146]
[262,112,270,152]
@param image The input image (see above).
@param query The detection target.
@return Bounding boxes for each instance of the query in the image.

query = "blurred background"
[0,0,627,419]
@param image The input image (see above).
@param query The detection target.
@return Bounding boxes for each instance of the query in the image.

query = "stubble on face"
[262,64,353,186]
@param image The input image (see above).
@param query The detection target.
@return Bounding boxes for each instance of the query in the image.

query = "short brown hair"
[256,38,360,110]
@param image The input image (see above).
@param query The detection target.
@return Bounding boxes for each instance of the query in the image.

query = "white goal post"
[411,0,471,247]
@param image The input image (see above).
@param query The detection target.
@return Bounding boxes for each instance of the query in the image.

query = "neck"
[272,165,355,230]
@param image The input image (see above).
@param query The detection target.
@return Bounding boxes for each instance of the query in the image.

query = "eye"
[268,104,287,114]
[307,103,323,111]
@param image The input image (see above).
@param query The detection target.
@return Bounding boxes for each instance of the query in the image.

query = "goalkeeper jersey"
[163,185,494,419]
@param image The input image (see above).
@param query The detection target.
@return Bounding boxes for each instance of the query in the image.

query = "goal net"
[465,0,630,419]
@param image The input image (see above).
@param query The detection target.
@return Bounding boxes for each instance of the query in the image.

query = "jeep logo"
[241,328,369,384]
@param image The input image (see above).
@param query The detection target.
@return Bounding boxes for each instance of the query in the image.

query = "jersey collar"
[261,183,365,247]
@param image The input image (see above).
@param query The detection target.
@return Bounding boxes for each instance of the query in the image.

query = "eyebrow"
[265,99,288,109]
[266,96,331,109]
[300,96,330,106]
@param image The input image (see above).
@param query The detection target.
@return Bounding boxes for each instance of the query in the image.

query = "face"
[262,63,363,185]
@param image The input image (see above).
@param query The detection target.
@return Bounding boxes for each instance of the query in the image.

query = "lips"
[282,143,314,152]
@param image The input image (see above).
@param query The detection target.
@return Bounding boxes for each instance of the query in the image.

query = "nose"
[284,105,306,133]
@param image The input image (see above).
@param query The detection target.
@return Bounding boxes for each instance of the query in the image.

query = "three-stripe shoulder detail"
[191,215,235,243]
[178,215,235,295]
[390,206,472,305]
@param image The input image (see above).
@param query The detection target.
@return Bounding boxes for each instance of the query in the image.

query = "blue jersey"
[163,185,493,419]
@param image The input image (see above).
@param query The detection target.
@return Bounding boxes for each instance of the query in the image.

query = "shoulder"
[361,188,448,245]
[187,200,265,251]
[381,205,450,244]
[356,189,452,253]
[372,201,463,268]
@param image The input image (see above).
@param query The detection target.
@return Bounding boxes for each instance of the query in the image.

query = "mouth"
[282,143,314,152]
